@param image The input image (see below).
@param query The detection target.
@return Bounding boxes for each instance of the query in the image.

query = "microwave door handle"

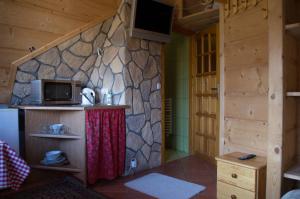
[80,92,93,104]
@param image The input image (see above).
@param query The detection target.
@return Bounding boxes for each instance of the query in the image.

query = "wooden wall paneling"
[225,66,268,95]
[0,48,27,70]
[0,67,11,86]
[238,0,247,10]
[266,0,284,198]
[0,24,62,52]
[225,95,267,121]
[223,0,263,18]
[224,117,267,155]
[18,0,117,21]
[224,35,268,70]
[224,1,230,17]
[231,0,238,15]
[224,0,268,158]
[0,1,86,35]
[224,2,267,43]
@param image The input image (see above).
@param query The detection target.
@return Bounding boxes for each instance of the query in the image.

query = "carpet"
[124,173,206,199]
[4,177,107,199]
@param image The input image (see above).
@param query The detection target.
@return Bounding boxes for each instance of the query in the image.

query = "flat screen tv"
[130,0,174,43]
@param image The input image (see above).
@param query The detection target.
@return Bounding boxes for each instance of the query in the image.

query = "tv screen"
[130,0,174,43]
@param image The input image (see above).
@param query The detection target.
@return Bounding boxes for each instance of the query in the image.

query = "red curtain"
[85,108,126,184]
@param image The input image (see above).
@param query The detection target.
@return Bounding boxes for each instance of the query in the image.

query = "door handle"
[211,84,220,99]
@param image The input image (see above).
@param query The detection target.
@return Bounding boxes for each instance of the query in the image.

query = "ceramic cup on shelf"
[49,124,64,135]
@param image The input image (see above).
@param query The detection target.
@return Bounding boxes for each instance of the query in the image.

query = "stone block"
[18,60,39,73]
[102,46,119,66]
[128,62,143,88]
[81,24,101,42]
[62,51,85,70]
[142,122,154,146]
[13,83,31,98]
[58,35,80,51]
[36,48,60,67]
[127,114,146,133]
[132,89,144,114]
[112,74,125,94]
[126,132,144,151]
[38,64,55,79]
[56,63,74,78]
[69,41,92,57]
[16,71,36,83]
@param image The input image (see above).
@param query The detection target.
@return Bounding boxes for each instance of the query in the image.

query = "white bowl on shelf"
[45,150,62,161]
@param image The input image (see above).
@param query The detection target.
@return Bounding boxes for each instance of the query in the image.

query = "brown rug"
[4,177,108,199]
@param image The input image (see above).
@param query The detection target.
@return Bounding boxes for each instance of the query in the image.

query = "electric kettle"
[81,88,95,106]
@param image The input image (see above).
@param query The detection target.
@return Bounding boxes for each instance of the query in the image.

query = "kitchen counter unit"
[20,104,128,184]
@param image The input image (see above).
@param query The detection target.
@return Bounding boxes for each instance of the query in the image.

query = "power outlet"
[130,158,137,169]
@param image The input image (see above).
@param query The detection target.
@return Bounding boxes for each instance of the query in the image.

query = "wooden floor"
[0,155,216,199]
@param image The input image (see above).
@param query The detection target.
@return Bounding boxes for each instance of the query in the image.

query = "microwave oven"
[30,80,82,105]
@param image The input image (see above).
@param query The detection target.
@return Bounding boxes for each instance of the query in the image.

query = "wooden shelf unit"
[286,23,300,39]
[284,164,300,181]
[177,8,219,32]
[280,0,300,195]
[31,164,81,173]
[21,107,87,184]
[286,92,300,97]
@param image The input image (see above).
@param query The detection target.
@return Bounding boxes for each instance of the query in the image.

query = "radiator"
[164,98,173,135]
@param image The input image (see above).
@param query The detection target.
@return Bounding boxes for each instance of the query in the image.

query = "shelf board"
[286,92,300,97]
[286,23,300,39]
[29,133,81,139]
[177,8,219,32]
[31,164,81,172]
[284,164,300,181]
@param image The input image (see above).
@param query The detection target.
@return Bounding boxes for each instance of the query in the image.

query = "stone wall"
[12,0,162,174]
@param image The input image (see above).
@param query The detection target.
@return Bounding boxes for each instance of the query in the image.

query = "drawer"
[217,181,255,199]
[217,161,256,191]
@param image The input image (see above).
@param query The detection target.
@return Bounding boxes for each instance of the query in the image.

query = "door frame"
[161,23,223,163]
[161,30,195,164]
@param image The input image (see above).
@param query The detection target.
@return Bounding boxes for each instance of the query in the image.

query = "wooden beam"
[219,4,225,155]
[266,0,284,198]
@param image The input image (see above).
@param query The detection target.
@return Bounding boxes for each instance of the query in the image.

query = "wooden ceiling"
[0,0,120,103]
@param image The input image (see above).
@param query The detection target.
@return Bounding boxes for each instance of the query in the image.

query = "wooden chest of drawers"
[216,152,267,199]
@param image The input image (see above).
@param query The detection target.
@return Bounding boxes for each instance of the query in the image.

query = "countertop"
[14,104,130,111]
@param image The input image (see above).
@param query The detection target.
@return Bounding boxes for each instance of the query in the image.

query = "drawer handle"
[231,173,238,178]
[231,194,237,199]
